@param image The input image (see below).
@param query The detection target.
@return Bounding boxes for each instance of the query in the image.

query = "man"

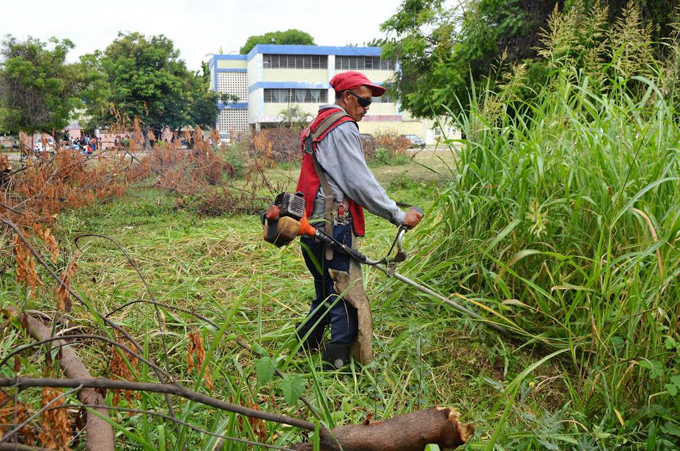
[295,71,422,369]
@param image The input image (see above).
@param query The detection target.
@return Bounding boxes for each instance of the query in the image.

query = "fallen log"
[2,306,114,451]
[295,407,474,451]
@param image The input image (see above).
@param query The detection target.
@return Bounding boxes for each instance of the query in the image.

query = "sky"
[4,0,405,71]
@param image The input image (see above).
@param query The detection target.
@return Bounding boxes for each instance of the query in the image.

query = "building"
[208,45,456,144]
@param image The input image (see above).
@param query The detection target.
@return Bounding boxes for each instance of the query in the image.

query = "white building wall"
[327,54,335,106]
[247,54,263,86]
[263,69,327,83]
[248,89,264,125]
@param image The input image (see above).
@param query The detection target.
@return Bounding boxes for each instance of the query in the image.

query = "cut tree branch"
[0,218,177,421]
[0,332,171,381]
[106,298,323,421]
[294,407,475,451]
[46,403,295,451]
[0,377,316,432]
[1,307,114,451]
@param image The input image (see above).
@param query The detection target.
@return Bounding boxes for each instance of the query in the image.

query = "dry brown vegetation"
[0,123,308,449]
[373,129,410,155]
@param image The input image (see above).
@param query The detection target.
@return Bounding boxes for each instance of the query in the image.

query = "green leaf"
[255,357,276,386]
[665,384,678,396]
[639,360,664,379]
[281,373,304,405]
[252,342,269,357]
[425,445,442,451]
[661,422,680,438]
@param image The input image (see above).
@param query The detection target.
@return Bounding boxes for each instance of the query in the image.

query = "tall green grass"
[405,71,680,448]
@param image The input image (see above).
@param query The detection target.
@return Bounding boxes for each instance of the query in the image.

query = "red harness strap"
[295,107,366,237]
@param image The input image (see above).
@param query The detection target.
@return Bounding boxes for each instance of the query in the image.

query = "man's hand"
[402,207,423,229]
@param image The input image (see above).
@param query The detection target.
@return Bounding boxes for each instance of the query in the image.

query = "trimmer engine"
[262,192,309,247]
[273,192,305,221]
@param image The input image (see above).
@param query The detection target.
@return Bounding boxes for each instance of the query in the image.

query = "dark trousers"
[300,222,358,345]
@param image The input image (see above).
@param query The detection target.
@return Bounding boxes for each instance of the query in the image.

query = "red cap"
[329,71,386,97]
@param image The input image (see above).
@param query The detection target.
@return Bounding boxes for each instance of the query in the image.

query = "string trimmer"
[262,192,507,335]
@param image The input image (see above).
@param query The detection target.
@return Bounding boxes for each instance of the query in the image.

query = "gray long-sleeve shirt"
[311,105,406,226]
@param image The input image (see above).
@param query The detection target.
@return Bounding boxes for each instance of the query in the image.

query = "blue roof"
[246,44,382,61]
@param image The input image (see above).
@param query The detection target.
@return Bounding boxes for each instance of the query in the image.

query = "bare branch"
[0,443,53,451]
[0,202,24,215]
[0,377,317,432]
[106,298,323,421]
[105,299,219,328]
[0,219,177,420]
[0,332,171,381]
[47,403,296,451]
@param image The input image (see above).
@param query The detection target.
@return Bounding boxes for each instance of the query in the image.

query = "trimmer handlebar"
[300,205,424,267]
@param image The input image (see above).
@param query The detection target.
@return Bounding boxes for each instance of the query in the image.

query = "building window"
[335,56,395,71]
[264,89,328,103]
[263,54,328,69]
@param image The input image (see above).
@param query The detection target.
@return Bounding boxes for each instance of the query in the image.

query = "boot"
[322,343,351,370]
[296,322,324,352]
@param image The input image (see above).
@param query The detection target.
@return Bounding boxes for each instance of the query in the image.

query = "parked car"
[401,134,426,149]
[219,132,231,144]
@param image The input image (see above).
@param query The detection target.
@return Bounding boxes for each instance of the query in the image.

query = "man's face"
[343,85,373,122]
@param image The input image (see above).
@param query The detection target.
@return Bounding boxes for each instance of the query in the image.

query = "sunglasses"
[348,91,372,108]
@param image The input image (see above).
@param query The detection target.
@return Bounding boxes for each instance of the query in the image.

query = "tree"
[90,32,189,132]
[277,105,310,128]
[0,36,88,135]
[86,32,220,135]
[188,62,222,129]
[380,0,561,119]
[240,30,315,54]
[380,0,680,119]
